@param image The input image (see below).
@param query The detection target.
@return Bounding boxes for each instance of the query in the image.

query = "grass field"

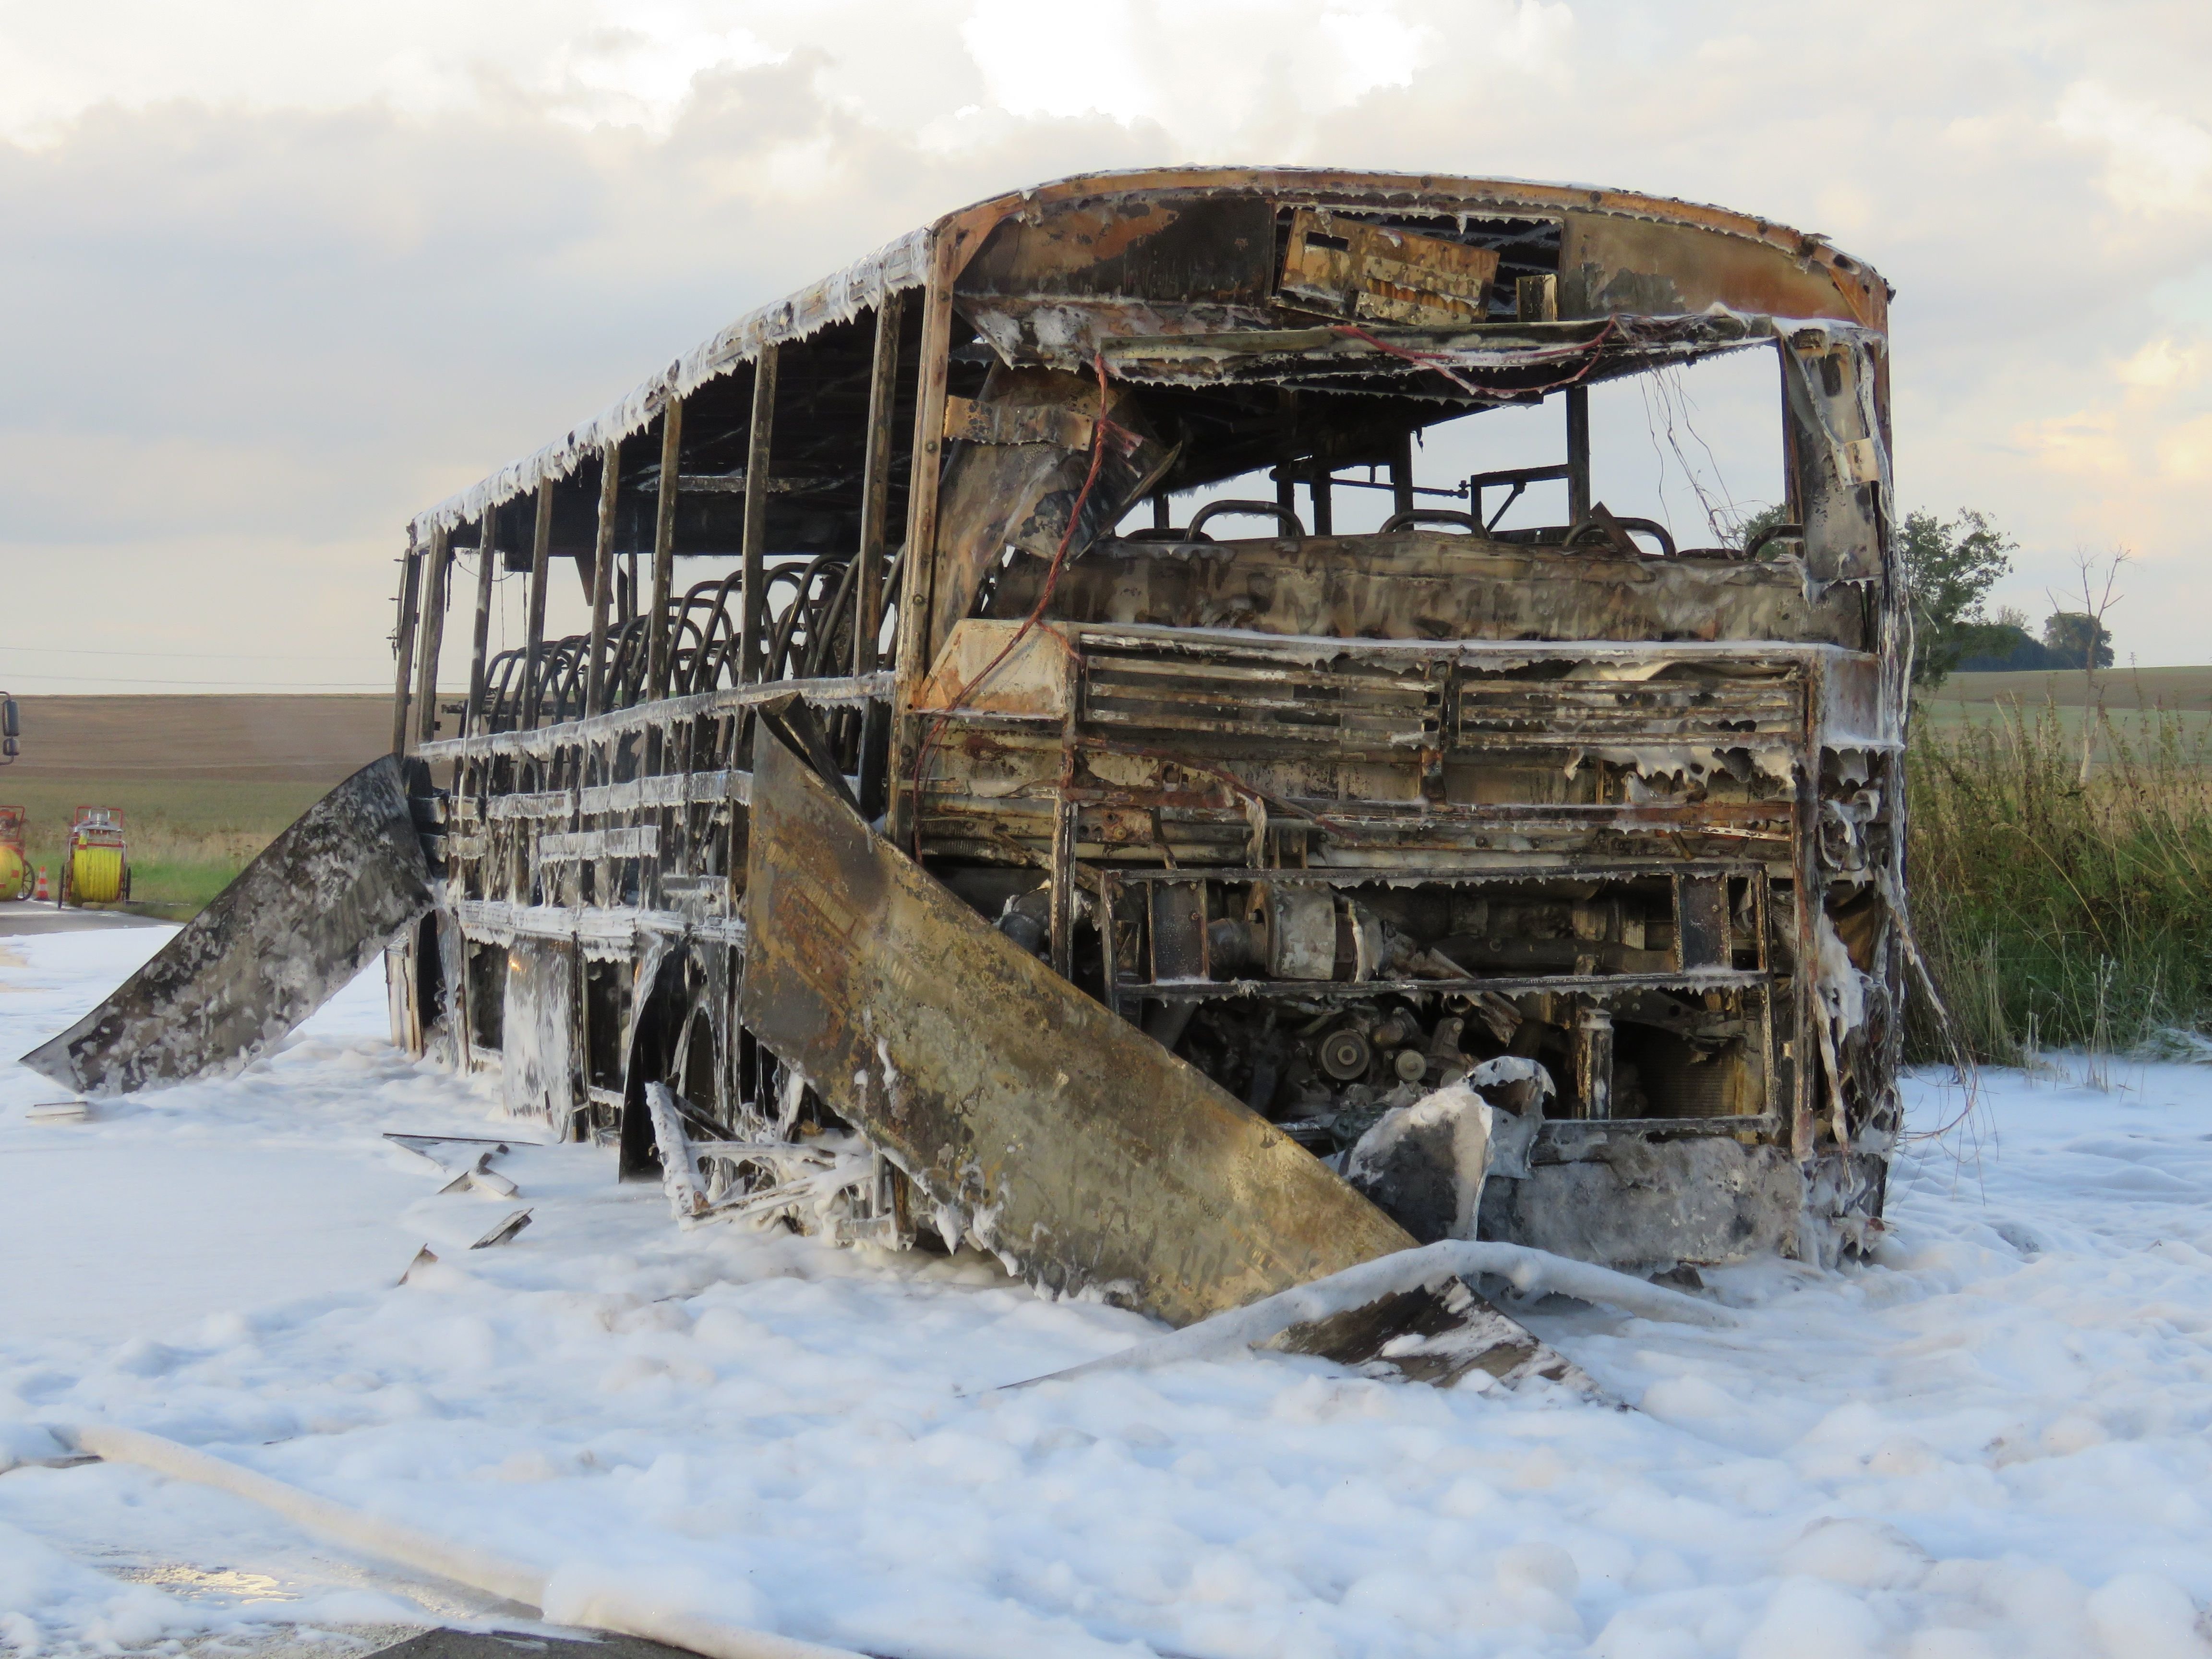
[1918,665,2212,759]
[1908,673,2212,1062]
[0,695,389,914]
[5,780,335,911]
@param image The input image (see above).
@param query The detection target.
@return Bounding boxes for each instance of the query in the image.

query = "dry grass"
[1907,697,2212,1061]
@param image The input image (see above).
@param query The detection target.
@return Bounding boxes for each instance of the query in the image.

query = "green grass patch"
[1908,697,2212,1061]
[118,857,259,915]
[0,779,321,919]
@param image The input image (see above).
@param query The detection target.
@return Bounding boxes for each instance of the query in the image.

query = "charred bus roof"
[409,167,1889,550]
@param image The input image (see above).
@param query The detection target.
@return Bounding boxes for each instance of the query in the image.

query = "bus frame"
[392,167,1907,1280]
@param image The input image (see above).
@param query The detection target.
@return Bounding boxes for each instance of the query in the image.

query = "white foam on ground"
[3,927,2210,1658]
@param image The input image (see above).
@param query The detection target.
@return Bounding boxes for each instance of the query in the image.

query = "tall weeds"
[1907,699,2212,1060]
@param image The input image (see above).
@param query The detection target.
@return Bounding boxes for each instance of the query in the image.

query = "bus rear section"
[379,171,1903,1305]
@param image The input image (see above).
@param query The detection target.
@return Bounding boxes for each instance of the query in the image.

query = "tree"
[1953,620,2049,671]
[1733,502,1791,554]
[1900,508,2017,685]
[2041,611,2115,670]
[2047,550,2129,785]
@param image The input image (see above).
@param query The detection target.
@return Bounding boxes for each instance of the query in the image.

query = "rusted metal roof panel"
[406,168,1885,545]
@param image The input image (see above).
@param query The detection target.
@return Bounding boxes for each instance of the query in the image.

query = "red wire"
[910,351,1119,858]
[1330,316,1623,401]
[902,323,1628,857]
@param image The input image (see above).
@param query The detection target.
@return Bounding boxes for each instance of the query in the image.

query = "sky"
[0,0,2208,691]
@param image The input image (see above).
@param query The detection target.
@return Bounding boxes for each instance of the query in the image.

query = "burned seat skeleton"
[25,168,1907,1380]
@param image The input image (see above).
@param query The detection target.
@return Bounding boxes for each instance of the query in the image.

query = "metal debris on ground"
[469,1211,534,1250]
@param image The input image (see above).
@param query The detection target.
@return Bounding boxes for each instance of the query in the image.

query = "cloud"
[2056,80,2212,215]
[2,0,2212,685]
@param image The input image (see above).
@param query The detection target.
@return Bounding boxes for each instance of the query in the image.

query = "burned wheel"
[622,948,914,1249]
[677,1049,912,1247]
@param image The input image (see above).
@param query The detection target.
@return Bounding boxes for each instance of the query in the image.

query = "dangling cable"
[909,351,1128,858]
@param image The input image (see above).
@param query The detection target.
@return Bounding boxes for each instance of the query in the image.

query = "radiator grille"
[1455,674,1803,749]
[1079,646,1443,755]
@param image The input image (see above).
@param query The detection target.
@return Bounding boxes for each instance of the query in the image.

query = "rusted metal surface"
[20,756,433,1095]
[408,168,1885,550]
[989,537,1868,647]
[1277,208,1500,325]
[738,726,1419,1324]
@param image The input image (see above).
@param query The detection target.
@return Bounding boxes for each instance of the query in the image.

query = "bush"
[1907,699,2212,1060]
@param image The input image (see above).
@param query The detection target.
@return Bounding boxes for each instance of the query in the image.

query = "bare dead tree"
[2046,549,2130,787]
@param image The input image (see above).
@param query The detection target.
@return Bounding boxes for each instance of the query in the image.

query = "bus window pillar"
[390,535,423,757]
[1565,385,1592,525]
[855,305,902,819]
[648,397,684,703]
[524,479,553,730]
[585,439,619,716]
[1389,431,1415,520]
[414,524,454,747]
[466,507,497,736]
[740,347,780,685]
[855,306,901,676]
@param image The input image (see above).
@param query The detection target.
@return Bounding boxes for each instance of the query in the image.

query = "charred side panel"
[992,533,1869,647]
[1557,212,1874,327]
[21,756,433,1095]
[502,938,578,1127]
[959,194,1278,304]
[737,727,1419,1326]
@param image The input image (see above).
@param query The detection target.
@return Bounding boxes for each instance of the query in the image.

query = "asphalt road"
[0,903,166,937]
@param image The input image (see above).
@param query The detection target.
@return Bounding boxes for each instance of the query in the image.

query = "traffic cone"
[33,866,48,902]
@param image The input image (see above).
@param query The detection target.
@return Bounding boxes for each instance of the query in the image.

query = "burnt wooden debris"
[38,170,1908,1383]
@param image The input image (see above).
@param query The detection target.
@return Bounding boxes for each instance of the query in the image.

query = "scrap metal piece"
[437,1152,520,1200]
[999,1239,1738,1394]
[469,1210,533,1249]
[19,756,434,1096]
[737,730,1574,1391]
[1343,1081,1497,1246]
[644,1081,709,1218]
[1277,207,1500,326]
[386,1132,516,1165]
[1266,1275,1576,1391]
[742,727,1407,1323]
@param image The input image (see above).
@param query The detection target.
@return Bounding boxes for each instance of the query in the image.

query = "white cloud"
[4,0,2212,675]
[2115,335,2211,392]
[2056,80,2212,215]
[957,0,1476,152]
[960,0,1154,125]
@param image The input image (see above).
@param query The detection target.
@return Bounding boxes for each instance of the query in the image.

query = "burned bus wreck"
[397,168,1904,1289]
[30,169,1904,1371]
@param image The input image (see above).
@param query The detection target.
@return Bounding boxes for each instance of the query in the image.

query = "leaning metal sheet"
[20,756,434,1095]
[741,728,1427,1327]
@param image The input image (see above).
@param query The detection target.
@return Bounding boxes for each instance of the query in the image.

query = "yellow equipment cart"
[0,806,28,901]
[61,806,129,906]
